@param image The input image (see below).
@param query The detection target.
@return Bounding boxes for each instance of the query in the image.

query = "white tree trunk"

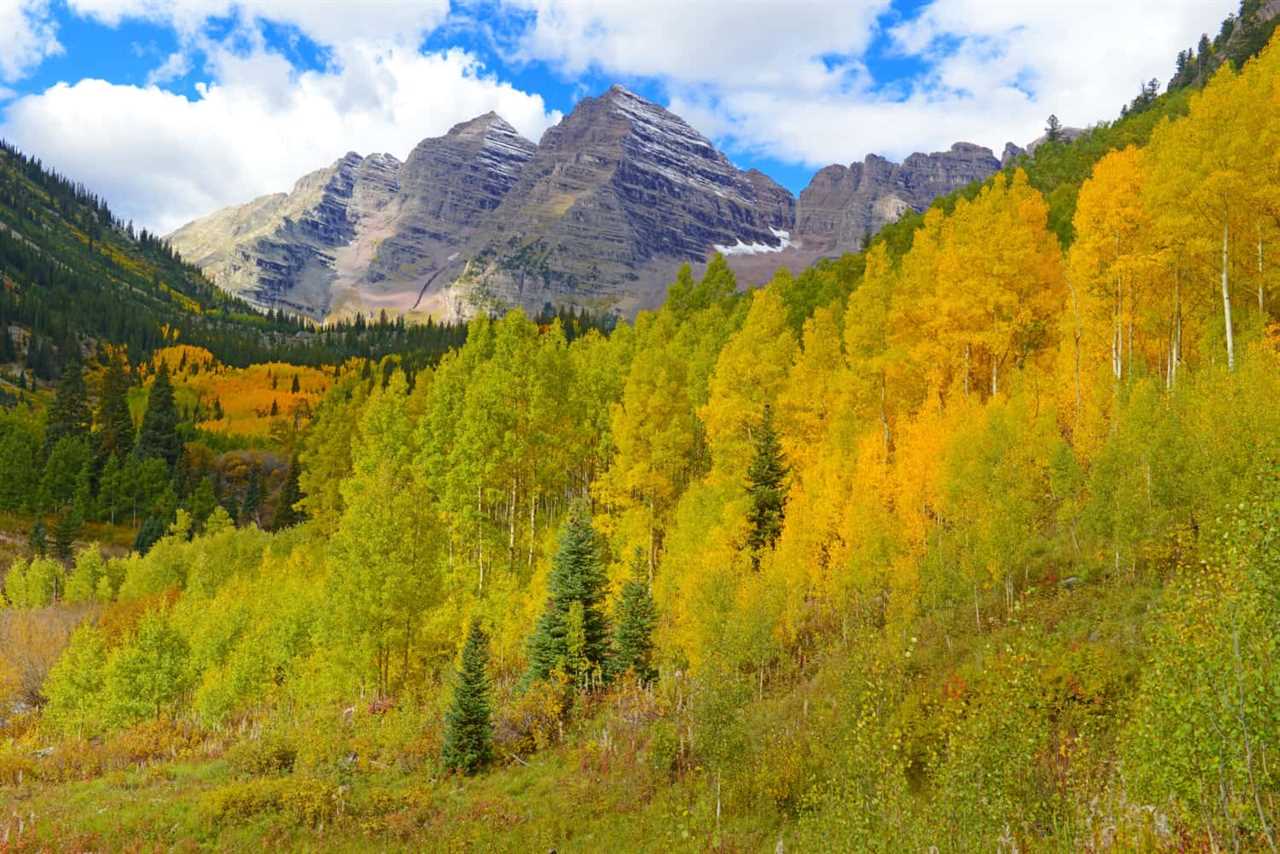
[1259,228,1265,315]
[1222,223,1236,371]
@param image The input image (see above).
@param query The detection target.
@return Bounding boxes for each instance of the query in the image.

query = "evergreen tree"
[51,508,82,561]
[609,550,658,683]
[290,373,300,393]
[96,355,134,462]
[134,362,181,468]
[40,436,91,513]
[240,467,262,527]
[45,358,91,451]
[29,518,46,556]
[526,501,610,685]
[0,421,39,512]
[745,404,787,569]
[269,457,303,530]
[189,476,217,530]
[442,619,494,776]
[1045,114,1063,143]
[133,515,166,555]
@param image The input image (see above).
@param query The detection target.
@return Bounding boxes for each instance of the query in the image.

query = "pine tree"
[610,551,658,683]
[240,467,262,527]
[442,619,494,775]
[45,358,91,451]
[270,457,303,530]
[133,515,166,555]
[189,476,217,530]
[51,508,82,561]
[290,373,300,393]
[96,355,134,462]
[135,363,181,468]
[1045,114,1063,143]
[29,518,47,556]
[745,404,787,569]
[526,500,611,685]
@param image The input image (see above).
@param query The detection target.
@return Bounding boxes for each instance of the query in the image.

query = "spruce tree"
[1045,114,1063,143]
[45,358,91,451]
[745,404,787,569]
[133,515,166,555]
[29,518,47,556]
[240,467,262,527]
[442,619,494,775]
[270,457,303,530]
[189,476,217,530]
[135,363,181,468]
[610,550,658,684]
[96,356,134,462]
[526,500,611,686]
[51,508,82,561]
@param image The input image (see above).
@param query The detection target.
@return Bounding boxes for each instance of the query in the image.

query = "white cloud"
[65,0,452,47]
[0,0,63,83]
[500,0,1232,167]
[1,45,560,233]
[504,0,890,94]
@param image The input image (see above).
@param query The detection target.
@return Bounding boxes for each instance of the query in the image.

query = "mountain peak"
[446,111,521,140]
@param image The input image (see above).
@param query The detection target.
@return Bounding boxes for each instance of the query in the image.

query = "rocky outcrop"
[794,142,1000,256]
[170,87,993,320]
[440,86,794,317]
[169,115,535,319]
[1001,142,1027,169]
[168,151,403,317]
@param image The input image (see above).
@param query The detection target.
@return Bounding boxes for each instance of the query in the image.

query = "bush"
[494,676,568,759]
[225,732,298,776]
[201,776,340,828]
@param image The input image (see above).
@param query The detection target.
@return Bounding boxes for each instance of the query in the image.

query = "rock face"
[441,85,794,317]
[793,143,1001,256]
[170,87,993,320]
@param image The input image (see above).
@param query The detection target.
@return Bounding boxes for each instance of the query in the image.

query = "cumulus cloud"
[2,45,560,233]
[500,0,1229,166]
[65,0,452,47]
[0,0,63,83]
[504,0,890,94]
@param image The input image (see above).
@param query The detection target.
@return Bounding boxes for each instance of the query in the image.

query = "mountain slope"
[793,142,1000,256]
[170,87,1002,322]
[438,85,796,317]
[0,141,469,376]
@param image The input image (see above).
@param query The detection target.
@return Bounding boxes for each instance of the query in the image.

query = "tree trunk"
[528,494,536,570]
[1259,226,1265,315]
[963,343,971,398]
[879,372,891,460]
[1223,223,1236,371]
[1113,267,1123,382]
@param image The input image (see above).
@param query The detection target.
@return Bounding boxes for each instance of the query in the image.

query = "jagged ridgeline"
[0,142,474,375]
[168,86,1004,322]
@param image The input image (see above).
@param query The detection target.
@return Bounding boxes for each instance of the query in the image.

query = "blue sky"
[0,0,1229,232]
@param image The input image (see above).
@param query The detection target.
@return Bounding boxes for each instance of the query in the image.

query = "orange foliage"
[150,346,333,437]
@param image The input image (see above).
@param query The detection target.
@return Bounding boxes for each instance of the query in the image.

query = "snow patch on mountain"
[714,227,795,257]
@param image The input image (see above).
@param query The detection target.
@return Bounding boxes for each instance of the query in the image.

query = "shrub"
[225,732,298,776]
[201,776,340,828]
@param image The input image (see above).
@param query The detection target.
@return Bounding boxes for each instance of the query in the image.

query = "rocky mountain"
[169,87,1001,320]
[440,85,795,317]
[792,143,1001,256]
